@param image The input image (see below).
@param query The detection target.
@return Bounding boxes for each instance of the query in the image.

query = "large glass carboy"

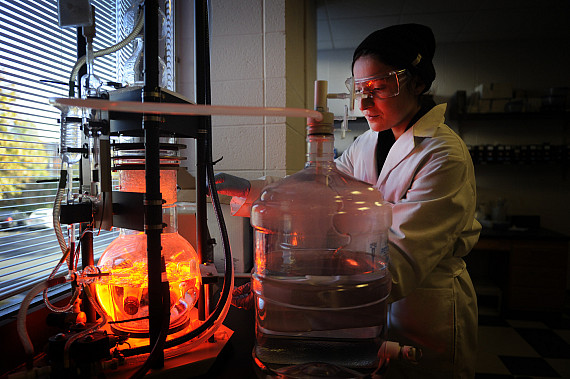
[251,81,392,376]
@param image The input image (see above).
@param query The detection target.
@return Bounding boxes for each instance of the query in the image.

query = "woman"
[215,24,480,378]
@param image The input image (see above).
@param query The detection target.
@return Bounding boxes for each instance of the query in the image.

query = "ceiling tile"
[316,0,328,20]
[328,15,400,49]
[522,6,570,38]
[476,0,543,10]
[399,12,473,44]
[322,0,403,19]
[401,0,481,14]
[317,18,332,41]
[463,9,526,33]
[317,40,334,50]
[316,0,570,51]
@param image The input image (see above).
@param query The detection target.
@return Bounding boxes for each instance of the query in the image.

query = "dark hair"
[352,24,436,94]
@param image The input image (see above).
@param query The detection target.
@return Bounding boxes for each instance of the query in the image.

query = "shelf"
[469,143,569,166]
[451,111,569,122]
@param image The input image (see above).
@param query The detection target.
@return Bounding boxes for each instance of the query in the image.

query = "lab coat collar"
[411,103,447,139]
[378,103,447,185]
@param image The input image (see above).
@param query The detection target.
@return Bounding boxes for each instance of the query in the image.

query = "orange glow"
[286,232,300,247]
[119,169,178,206]
[254,234,266,274]
[96,232,201,335]
[253,355,268,372]
[345,258,359,267]
[96,167,200,335]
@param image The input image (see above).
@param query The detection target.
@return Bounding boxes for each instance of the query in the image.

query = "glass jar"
[250,87,392,376]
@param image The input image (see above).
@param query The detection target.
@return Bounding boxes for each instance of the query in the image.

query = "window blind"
[0,0,120,317]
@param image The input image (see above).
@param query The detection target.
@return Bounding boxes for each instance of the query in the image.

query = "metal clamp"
[144,223,166,230]
[143,115,164,123]
[142,90,163,100]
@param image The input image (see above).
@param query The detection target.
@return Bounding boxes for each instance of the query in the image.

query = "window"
[0,0,120,317]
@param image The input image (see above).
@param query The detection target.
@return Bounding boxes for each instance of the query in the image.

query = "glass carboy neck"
[306,134,335,169]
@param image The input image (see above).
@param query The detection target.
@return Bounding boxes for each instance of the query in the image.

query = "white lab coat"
[335,103,480,378]
[231,103,480,378]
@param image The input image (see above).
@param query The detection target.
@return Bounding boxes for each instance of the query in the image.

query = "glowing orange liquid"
[96,232,201,334]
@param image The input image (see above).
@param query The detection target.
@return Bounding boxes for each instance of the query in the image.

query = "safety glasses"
[346,69,408,99]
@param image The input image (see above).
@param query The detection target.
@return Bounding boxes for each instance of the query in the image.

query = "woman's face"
[353,55,423,137]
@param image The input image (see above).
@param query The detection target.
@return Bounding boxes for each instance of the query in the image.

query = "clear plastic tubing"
[250,81,392,376]
[59,109,82,165]
[49,97,323,121]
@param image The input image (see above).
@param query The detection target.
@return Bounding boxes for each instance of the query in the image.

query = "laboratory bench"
[199,228,570,376]
[465,226,569,316]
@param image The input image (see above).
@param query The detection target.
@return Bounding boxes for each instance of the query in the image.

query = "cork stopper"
[307,80,334,135]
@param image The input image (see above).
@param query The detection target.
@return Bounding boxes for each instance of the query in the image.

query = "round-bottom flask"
[95,165,201,337]
[251,131,392,376]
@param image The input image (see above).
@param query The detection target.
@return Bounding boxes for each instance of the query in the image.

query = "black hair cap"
[352,23,436,93]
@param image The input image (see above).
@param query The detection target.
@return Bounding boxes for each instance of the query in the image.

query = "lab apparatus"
[95,146,201,336]
[10,1,421,377]
[14,1,237,377]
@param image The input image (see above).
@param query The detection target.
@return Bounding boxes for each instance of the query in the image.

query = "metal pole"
[75,26,98,323]
[194,0,212,322]
[143,0,164,369]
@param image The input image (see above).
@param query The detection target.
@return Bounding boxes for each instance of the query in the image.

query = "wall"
[318,37,570,238]
[174,0,316,271]
[176,0,316,181]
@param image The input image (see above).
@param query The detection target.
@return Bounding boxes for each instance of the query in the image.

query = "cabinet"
[466,229,569,316]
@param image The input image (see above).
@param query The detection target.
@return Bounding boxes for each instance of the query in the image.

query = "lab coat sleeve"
[335,130,380,185]
[387,148,479,302]
[230,176,282,217]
